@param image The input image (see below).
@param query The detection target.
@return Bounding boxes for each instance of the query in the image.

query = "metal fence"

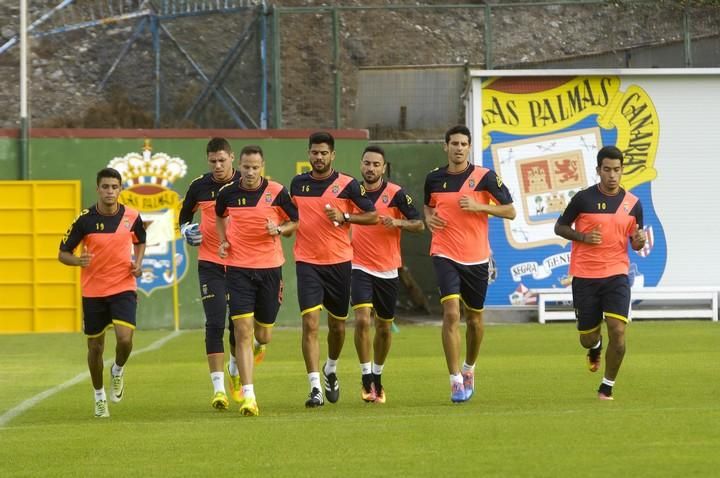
[271,1,720,132]
[1,1,720,132]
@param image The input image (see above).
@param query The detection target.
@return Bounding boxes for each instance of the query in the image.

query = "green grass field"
[1,321,719,477]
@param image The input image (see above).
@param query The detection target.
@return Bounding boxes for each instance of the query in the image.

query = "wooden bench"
[531,286,720,324]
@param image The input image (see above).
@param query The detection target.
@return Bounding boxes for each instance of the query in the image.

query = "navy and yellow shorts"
[432,256,489,311]
[82,290,137,337]
[296,261,351,319]
[350,268,399,321]
[572,274,630,333]
[198,260,230,330]
[227,266,283,327]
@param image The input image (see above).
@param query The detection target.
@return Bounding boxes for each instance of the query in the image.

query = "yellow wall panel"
[35,184,78,208]
[35,310,78,332]
[0,210,32,233]
[0,310,33,333]
[0,235,33,258]
[36,284,76,308]
[36,210,78,233]
[0,183,32,208]
[0,259,33,282]
[36,259,76,282]
[0,180,81,333]
[1,285,32,308]
[35,234,64,257]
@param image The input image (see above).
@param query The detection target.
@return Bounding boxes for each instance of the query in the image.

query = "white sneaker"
[110,374,125,403]
[94,399,110,418]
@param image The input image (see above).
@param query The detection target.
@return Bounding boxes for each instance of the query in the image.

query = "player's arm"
[215,192,230,258]
[460,200,516,220]
[629,202,646,250]
[459,170,516,220]
[341,180,378,225]
[385,190,425,232]
[58,249,92,267]
[178,182,199,226]
[58,213,91,267]
[423,173,446,231]
[130,216,147,277]
[270,188,299,237]
[554,194,600,244]
[179,179,203,245]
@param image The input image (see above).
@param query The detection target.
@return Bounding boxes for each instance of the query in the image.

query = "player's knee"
[443,310,461,324]
[375,320,392,338]
[579,332,599,348]
[87,339,104,355]
[205,326,225,354]
[354,312,372,330]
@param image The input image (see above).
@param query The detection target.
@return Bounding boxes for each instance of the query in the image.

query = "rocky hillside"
[1,0,719,131]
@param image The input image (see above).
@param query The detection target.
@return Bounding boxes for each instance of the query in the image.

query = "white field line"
[0,330,183,427]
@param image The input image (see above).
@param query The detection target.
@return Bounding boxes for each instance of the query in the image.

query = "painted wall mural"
[475,75,667,305]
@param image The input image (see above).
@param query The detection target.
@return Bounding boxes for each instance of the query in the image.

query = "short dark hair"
[309,132,335,150]
[96,167,122,185]
[206,137,233,155]
[597,146,624,167]
[240,144,264,159]
[444,125,471,144]
[362,145,385,162]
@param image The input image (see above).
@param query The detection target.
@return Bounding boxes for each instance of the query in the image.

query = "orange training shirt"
[556,184,643,279]
[178,170,240,264]
[424,163,513,264]
[215,178,298,268]
[60,204,146,297]
[290,170,375,265]
[351,180,420,273]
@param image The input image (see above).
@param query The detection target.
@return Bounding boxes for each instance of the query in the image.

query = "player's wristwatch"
[343,212,351,224]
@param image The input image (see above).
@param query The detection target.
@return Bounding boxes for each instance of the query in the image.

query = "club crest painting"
[108,140,190,296]
[468,74,667,305]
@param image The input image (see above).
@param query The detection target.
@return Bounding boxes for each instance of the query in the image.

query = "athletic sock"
[360,362,371,375]
[461,362,475,373]
[450,373,463,386]
[602,377,615,387]
[324,358,338,375]
[591,338,602,350]
[371,362,384,375]
[111,362,124,376]
[94,388,106,401]
[211,371,225,393]
[228,356,239,376]
[242,384,255,400]
[308,372,321,392]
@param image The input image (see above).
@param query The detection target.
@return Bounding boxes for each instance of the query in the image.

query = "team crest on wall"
[479,76,667,305]
[108,140,189,296]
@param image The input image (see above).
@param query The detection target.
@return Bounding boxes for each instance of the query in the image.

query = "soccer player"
[58,168,146,418]
[179,137,242,410]
[291,131,378,408]
[350,145,424,403]
[424,125,516,403]
[554,145,646,401]
[215,145,298,416]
